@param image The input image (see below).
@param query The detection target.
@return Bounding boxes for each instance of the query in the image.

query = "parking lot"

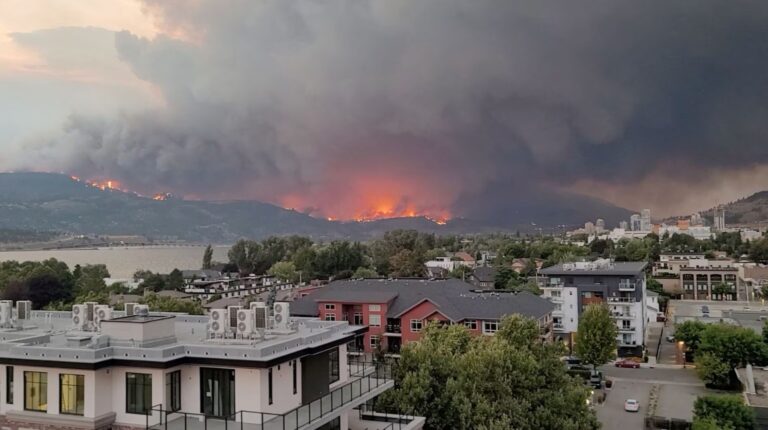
[595,367,706,429]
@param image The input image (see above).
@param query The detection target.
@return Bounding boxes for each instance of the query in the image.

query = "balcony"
[384,324,401,335]
[618,282,636,292]
[553,323,565,331]
[146,363,397,430]
[607,297,634,303]
[548,295,563,303]
[611,312,636,319]
[618,326,636,333]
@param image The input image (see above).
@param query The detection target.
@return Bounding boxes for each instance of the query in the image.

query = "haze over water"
[0,246,230,278]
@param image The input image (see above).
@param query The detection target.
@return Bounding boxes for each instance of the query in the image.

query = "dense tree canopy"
[693,395,756,430]
[575,304,618,369]
[379,316,599,430]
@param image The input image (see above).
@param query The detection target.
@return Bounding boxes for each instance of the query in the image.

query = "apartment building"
[539,260,648,356]
[0,300,423,430]
[653,253,707,276]
[290,279,554,354]
[680,264,740,300]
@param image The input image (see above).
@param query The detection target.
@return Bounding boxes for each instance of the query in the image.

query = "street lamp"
[677,341,686,368]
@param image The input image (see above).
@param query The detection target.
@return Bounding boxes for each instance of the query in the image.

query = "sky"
[2,1,768,222]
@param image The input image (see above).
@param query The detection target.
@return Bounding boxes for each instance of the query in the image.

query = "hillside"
[701,191,768,226]
[0,172,633,241]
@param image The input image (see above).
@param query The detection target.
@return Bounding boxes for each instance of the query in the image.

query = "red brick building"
[291,278,554,353]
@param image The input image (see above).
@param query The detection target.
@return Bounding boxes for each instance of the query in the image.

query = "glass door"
[200,368,235,417]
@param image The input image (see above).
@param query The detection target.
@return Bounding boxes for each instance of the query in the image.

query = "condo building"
[0,300,423,430]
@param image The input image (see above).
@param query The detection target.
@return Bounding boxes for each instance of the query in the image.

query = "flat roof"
[0,310,363,369]
[540,261,647,276]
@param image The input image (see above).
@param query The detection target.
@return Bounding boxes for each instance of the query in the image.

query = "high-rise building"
[713,205,726,231]
[690,212,703,226]
[595,218,606,232]
[630,214,641,231]
[640,209,652,231]
[585,222,596,235]
[619,221,629,230]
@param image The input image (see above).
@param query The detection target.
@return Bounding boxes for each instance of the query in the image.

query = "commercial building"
[0,300,422,430]
[290,279,554,354]
[679,259,740,300]
[539,260,648,356]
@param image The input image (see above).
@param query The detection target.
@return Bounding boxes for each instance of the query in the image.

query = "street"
[594,366,706,430]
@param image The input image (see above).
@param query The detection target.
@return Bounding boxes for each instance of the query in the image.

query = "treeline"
[0,259,201,314]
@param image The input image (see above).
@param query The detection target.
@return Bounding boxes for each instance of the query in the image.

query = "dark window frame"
[165,370,181,412]
[328,348,340,384]
[6,366,13,404]
[59,373,85,416]
[23,371,47,412]
[126,372,152,415]
[292,360,297,395]
[268,368,273,405]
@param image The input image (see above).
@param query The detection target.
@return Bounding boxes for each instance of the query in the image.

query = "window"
[126,373,152,415]
[464,320,477,330]
[368,304,381,312]
[410,319,423,332]
[370,335,380,350]
[482,321,499,334]
[6,366,13,404]
[369,314,381,326]
[24,371,47,412]
[292,360,297,395]
[165,371,181,412]
[59,374,84,416]
[268,368,273,405]
[325,313,336,321]
[353,313,363,325]
[329,348,340,384]
[324,304,335,310]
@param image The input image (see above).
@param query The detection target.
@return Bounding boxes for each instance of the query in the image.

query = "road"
[595,366,705,429]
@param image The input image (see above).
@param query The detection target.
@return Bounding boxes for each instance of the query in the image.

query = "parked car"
[656,312,667,322]
[615,359,641,369]
[561,356,582,369]
[589,370,603,388]
[624,399,640,412]
[701,305,710,314]
[665,335,675,342]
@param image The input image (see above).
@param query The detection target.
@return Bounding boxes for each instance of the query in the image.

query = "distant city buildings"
[713,205,726,231]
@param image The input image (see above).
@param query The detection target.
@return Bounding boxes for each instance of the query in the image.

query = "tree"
[24,273,73,309]
[698,324,768,369]
[142,294,204,315]
[693,417,731,430]
[353,267,378,279]
[695,352,732,387]
[749,238,768,264]
[268,261,299,283]
[494,267,517,289]
[674,320,708,352]
[166,269,185,290]
[202,244,214,269]
[575,304,618,369]
[762,320,768,344]
[388,249,424,277]
[507,280,541,295]
[379,316,599,430]
[693,395,756,430]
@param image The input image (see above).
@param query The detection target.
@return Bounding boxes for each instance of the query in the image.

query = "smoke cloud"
[12,1,768,221]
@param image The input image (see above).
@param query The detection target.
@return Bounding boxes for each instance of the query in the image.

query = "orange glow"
[85,178,124,191]
[152,192,172,201]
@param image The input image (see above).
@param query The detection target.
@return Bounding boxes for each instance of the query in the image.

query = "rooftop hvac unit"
[94,305,112,327]
[273,302,290,330]
[236,309,254,337]
[72,304,87,330]
[227,306,242,329]
[84,302,97,322]
[0,301,12,326]
[209,309,227,334]
[249,301,266,310]
[125,303,139,316]
[253,306,268,329]
[133,304,150,316]
[15,300,31,320]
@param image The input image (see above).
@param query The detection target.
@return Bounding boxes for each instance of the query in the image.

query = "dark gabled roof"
[289,278,554,321]
[540,261,647,276]
[471,266,497,283]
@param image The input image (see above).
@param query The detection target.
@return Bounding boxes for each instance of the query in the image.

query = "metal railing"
[607,297,634,303]
[146,362,393,430]
[618,282,636,291]
[385,324,401,334]
[356,401,417,430]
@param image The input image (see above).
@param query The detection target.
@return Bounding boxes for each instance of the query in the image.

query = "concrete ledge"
[5,410,116,430]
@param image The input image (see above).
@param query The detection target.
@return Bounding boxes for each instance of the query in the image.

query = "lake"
[0,246,231,278]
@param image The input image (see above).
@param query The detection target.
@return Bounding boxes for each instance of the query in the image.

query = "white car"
[624,399,639,412]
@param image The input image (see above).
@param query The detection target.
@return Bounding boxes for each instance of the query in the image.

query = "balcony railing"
[146,363,394,430]
[385,324,401,334]
[607,297,634,303]
[553,323,565,330]
[618,326,636,333]
[548,295,563,303]
[611,312,636,319]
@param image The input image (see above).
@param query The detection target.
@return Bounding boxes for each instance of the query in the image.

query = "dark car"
[615,359,641,369]
[589,370,603,388]
[702,305,710,314]
[665,335,675,342]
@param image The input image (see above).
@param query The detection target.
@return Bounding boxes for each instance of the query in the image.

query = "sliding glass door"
[200,368,235,417]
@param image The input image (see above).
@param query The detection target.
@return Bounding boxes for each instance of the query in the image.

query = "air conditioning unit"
[227,306,242,329]
[253,306,268,329]
[249,301,266,310]
[133,304,150,316]
[15,300,31,320]
[0,301,12,326]
[273,302,290,330]
[125,303,139,316]
[84,302,97,322]
[209,309,227,334]
[236,309,254,337]
[94,305,112,327]
[72,305,87,330]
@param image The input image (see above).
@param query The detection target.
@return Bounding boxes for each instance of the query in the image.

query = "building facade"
[0,302,422,430]
[539,260,648,356]
[291,279,554,354]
